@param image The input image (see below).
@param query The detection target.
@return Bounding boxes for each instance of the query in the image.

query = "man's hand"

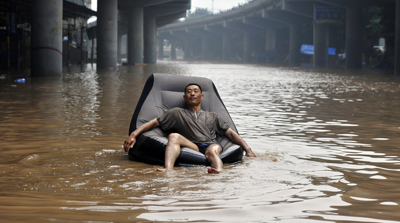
[123,118,160,153]
[245,149,257,157]
[225,128,256,157]
[123,136,136,152]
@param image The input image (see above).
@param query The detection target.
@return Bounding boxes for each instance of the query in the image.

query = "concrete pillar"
[222,34,230,61]
[345,7,363,69]
[244,33,252,63]
[170,39,177,60]
[117,25,122,64]
[144,15,156,63]
[395,0,400,75]
[314,23,329,67]
[128,7,144,65]
[202,36,209,60]
[158,38,164,60]
[31,0,63,76]
[183,38,191,60]
[289,25,301,66]
[80,26,84,64]
[266,29,276,51]
[97,0,118,69]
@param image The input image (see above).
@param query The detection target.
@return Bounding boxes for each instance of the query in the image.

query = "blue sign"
[300,44,314,55]
[316,7,341,23]
[300,44,336,55]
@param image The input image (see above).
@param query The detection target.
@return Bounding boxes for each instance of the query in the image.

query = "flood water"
[1,61,400,222]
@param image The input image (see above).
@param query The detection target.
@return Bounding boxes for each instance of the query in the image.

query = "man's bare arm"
[225,128,256,157]
[123,118,160,152]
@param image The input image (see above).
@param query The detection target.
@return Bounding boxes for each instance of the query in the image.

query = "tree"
[363,6,384,65]
[187,8,213,20]
[379,2,395,67]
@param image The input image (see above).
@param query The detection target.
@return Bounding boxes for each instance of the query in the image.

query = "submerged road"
[1,62,400,222]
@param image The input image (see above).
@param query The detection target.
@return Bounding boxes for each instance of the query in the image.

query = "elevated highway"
[158,0,400,73]
[0,0,190,76]
[97,0,190,69]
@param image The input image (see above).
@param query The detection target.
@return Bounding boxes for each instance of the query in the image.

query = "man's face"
[184,85,203,106]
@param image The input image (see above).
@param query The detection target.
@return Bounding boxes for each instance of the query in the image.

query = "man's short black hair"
[184,83,202,93]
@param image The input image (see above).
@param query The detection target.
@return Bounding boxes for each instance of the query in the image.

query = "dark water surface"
[1,61,400,222]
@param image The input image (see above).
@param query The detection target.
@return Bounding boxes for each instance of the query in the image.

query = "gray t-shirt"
[157,107,230,144]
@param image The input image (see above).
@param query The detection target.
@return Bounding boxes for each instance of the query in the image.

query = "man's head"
[184,83,202,93]
[183,83,204,107]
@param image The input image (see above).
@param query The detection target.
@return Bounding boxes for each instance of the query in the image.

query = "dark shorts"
[195,143,222,154]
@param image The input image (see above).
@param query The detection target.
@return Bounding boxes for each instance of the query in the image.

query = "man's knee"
[205,144,222,157]
[168,133,181,143]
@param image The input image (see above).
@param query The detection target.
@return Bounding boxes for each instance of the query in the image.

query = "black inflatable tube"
[128,73,244,167]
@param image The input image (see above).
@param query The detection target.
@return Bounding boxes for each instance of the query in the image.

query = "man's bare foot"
[156,168,167,172]
[208,167,221,174]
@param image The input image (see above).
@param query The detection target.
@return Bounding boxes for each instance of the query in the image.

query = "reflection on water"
[1,62,400,222]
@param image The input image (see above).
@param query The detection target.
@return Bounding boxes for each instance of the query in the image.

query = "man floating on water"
[123,83,256,173]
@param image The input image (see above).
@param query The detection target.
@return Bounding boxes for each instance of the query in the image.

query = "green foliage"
[363,6,384,49]
[331,4,394,66]
[360,3,396,66]
[187,8,213,20]
[379,2,395,66]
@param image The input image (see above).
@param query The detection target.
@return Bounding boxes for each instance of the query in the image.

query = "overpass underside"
[0,0,190,76]
[0,0,98,76]
[158,0,400,74]
[100,0,191,69]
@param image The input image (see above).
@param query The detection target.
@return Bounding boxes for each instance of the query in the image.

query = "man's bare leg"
[205,144,223,174]
[156,133,199,172]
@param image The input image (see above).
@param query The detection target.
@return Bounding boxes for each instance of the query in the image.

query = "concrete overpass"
[158,0,400,74]
[104,0,191,69]
[0,0,190,76]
